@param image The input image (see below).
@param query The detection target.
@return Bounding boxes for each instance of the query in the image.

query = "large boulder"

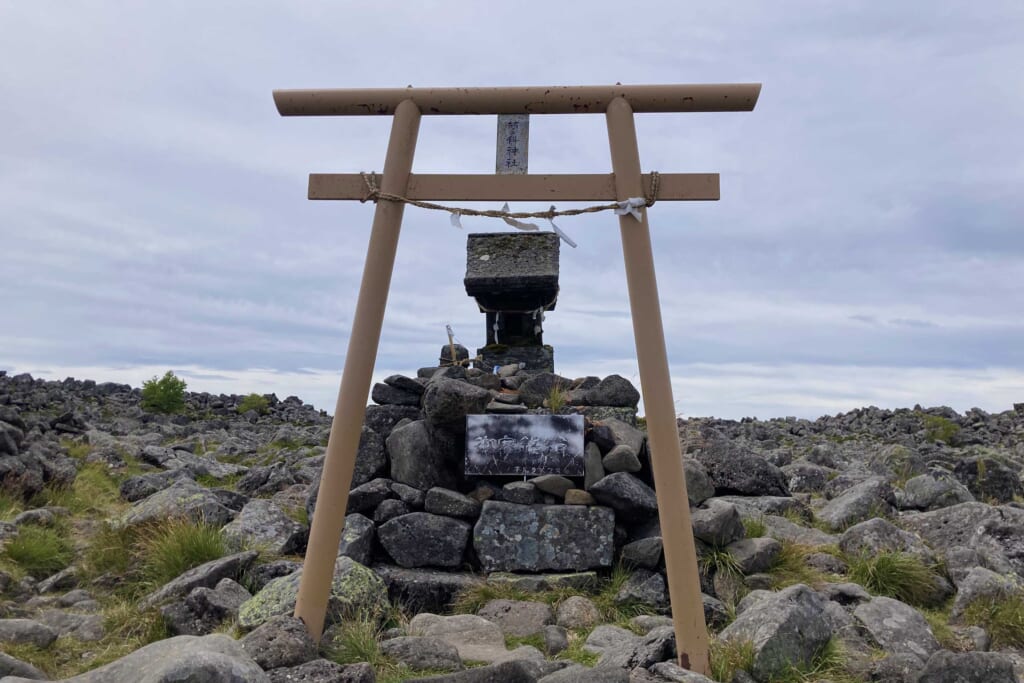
[589,473,658,521]
[337,513,376,566]
[690,499,744,547]
[160,578,251,636]
[853,596,940,660]
[387,420,450,491]
[237,557,388,631]
[518,373,574,409]
[373,565,485,614]
[901,469,975,511]
[901,502,1024,578]
[0,634,268,683]
[421,378,491,431]
[839,517,935,562]
[816,477,895,531]
[584,375,640,408]
[408,613,543,665]
[953,457,1023,504]
[142,551,259,608]
[221,499,306,555]
[718,584,832,682]
[689,428,789,497]
[474,501,614,572]
[917,650,1017,683]
[378,512,471,568]
[477,599,555,638]
[117,479,234,529]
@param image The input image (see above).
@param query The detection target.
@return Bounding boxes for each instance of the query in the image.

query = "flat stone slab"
[465,415,584,477]
[473,501,614,572]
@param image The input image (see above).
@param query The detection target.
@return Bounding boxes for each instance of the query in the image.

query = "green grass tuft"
[767,540,824,589]
[0,488,23,521]
[710,638,755,682]
[135,517,227,588]
[742,516,767,538]
[556,630,600,667]
[323,612,387,668]
[846,551,939,607]
[962,594,1024,649]
[3,524,74,579]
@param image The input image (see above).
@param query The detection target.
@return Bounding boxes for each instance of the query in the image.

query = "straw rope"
[358,171,660,220]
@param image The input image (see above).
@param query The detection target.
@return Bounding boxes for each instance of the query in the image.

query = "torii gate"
[273,83,760,675]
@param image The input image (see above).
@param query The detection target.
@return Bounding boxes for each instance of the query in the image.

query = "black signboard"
[465,414,585,476]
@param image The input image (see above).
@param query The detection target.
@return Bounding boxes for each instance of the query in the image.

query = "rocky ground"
[1,366,1024,683]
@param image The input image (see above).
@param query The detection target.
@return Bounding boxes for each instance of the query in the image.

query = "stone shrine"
[464,232,558,373]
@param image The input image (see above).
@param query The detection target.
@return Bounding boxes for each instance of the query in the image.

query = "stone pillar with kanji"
[464,232,559,373]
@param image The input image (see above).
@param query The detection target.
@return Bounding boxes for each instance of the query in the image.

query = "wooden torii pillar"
[273,83,760,675]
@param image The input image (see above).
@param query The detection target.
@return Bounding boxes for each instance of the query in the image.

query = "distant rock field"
[1,367,1023,683]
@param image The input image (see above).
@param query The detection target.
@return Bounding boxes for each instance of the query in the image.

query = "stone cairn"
[309,232,662,612]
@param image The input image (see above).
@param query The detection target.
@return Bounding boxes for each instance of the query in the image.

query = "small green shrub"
[847,551,938,607]
[141,371,187,414]
[136,517,226,587]
[921,414,960,443]
[4,524,74,579]
[963,594,1024,649]
[237,393,270,415]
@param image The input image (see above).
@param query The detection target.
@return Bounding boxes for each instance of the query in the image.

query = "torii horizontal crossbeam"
[274,83,760,116]
[308,172,719,202]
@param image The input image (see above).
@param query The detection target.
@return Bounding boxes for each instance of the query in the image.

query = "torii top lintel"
[273,83,761,117]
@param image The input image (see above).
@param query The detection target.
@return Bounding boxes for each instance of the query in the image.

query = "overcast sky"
[2,2,1022,419]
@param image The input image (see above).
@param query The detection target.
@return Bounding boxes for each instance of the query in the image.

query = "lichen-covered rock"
[116,479,234,529]
[409,612,533,664]
[477,599,555,637]
[221,499,306,555]
[337,512,375,566]
[683,458,715,506]
[237,556,388,631]
[949,566,1021,620]
[614,569,668,612]
[901,469,975,510]
[387,419,447,491]
[422,377,491,430]
[425,487,482,519]
[380,635,464,671]
[473,501,614,572]
[719,584,832,682]
[589,472,658,521]
[726,537,782,575]
[0,634,269,683]
[917,650,1017,683]
[378,512,471,568]
[240,615,317,671]
[953,457,1023,504]
[0,618,58,648]
[853,596,940,660]
[556,596,601,630]
[839,517,935,562]
[585,375,640,408]
[690,499,744,547]
[688,427,789,497]
[817,477,895,531]
[161,578,251,637]
[267,659,375,683]
[142,550,259,608]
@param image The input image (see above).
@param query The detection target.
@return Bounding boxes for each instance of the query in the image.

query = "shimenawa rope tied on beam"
[357,171,660,247]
